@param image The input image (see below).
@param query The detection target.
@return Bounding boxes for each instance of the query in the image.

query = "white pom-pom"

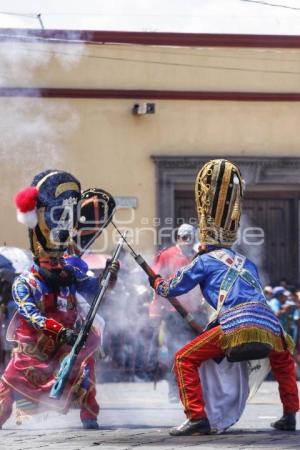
[17,209,38,228]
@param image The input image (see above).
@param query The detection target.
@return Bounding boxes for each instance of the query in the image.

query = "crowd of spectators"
[0,275,15,370]
[264,283,300,378]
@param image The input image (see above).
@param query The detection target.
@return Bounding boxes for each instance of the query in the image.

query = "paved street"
[0,380,299,450]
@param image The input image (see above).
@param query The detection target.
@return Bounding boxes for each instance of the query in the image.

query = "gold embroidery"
[214,161,231,227]
[24,367,49,387]
[15,334,58,361]
[55,182,80,197]
[195,159,244,248]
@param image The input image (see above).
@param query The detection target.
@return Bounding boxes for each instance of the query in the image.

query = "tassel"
[230,175,241,221]
[231,200,240,221]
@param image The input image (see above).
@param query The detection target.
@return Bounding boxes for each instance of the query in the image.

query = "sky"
[0,0,300,34]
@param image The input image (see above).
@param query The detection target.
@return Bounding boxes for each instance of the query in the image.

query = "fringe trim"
[282,331,295,354]
[219,327,295,353]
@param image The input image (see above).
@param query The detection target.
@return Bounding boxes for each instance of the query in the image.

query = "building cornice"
[1,88,300,101]
[151,155,300,185]
[1,29,300,48]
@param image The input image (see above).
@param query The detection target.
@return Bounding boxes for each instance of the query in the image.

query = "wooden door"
[174,189,299,284]
[242,196,298,284]
[174,190,196,225]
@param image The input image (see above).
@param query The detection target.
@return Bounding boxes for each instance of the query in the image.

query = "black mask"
[38,266,75,290]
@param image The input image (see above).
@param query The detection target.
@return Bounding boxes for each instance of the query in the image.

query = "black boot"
[271,413,296,431]
[169,418,211,436]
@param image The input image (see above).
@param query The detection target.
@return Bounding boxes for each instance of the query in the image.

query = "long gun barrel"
[111,223,203,335]
[50,235,125,399]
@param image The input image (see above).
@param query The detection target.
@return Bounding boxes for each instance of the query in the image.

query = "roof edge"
[1,28,300,48]
[1,88,300,101]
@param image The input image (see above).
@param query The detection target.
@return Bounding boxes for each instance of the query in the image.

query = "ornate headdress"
[15,170,81,259]
[195,159,244,248]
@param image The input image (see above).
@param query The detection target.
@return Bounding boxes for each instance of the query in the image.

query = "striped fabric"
[218,301,295,353]
[220,302,281,337]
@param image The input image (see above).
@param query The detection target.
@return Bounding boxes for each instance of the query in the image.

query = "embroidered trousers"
[173,325,299,420]
[0,357,99,427]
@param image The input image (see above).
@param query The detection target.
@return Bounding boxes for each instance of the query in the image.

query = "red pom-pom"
[15,187,38,213]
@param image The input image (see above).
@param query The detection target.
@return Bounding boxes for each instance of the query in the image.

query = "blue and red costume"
[0,257,101,427]
[153,247,299,420]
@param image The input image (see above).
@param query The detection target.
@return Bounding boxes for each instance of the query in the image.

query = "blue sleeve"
[76,272,99,297]
[65,255,89,273]
[64,257,99,298]
[12,278,46,330]
[155,256,205,297]
[67,263,99,297]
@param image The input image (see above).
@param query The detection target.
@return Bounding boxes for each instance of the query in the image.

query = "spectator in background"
[279,278,289,289]
[287,288,300,346]
[0,276,15,371]
[148,223,207,402]
[268,286,298,343]
[295,290,300,379]
[263,286,273,301]
[266,285,300,380]
[289,287,300,310]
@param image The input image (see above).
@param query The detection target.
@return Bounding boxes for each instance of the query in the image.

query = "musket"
[111,222,203,335]
[50,234,126,399]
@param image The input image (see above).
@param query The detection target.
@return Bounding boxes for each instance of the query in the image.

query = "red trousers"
[0,358,99,428]
[79,358,100,422]
[174,326,299,420]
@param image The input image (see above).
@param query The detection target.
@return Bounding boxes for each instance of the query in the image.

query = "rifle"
[50,235,125,399]
[111,222,203,335]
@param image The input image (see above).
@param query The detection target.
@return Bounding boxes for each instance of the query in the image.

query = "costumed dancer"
[149,159,299,435]
[0,170,115,429]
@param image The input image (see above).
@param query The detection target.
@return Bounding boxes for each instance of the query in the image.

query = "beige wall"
[1,41,300,251]
[1,42,300,92]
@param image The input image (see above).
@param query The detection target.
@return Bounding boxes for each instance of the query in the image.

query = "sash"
[209,250,263,315]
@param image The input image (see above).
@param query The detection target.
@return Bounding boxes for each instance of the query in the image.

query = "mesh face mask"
[29,170,81,258]
[195,159,244,248]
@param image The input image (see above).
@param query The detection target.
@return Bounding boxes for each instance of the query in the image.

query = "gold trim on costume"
[214,161,231,227]
[175,327,221,419]
[219,327,295,354]
[55,182,80,198]
[36,171,59,190]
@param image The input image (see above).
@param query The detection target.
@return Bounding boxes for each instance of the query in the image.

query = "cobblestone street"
[0,381,299,450]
